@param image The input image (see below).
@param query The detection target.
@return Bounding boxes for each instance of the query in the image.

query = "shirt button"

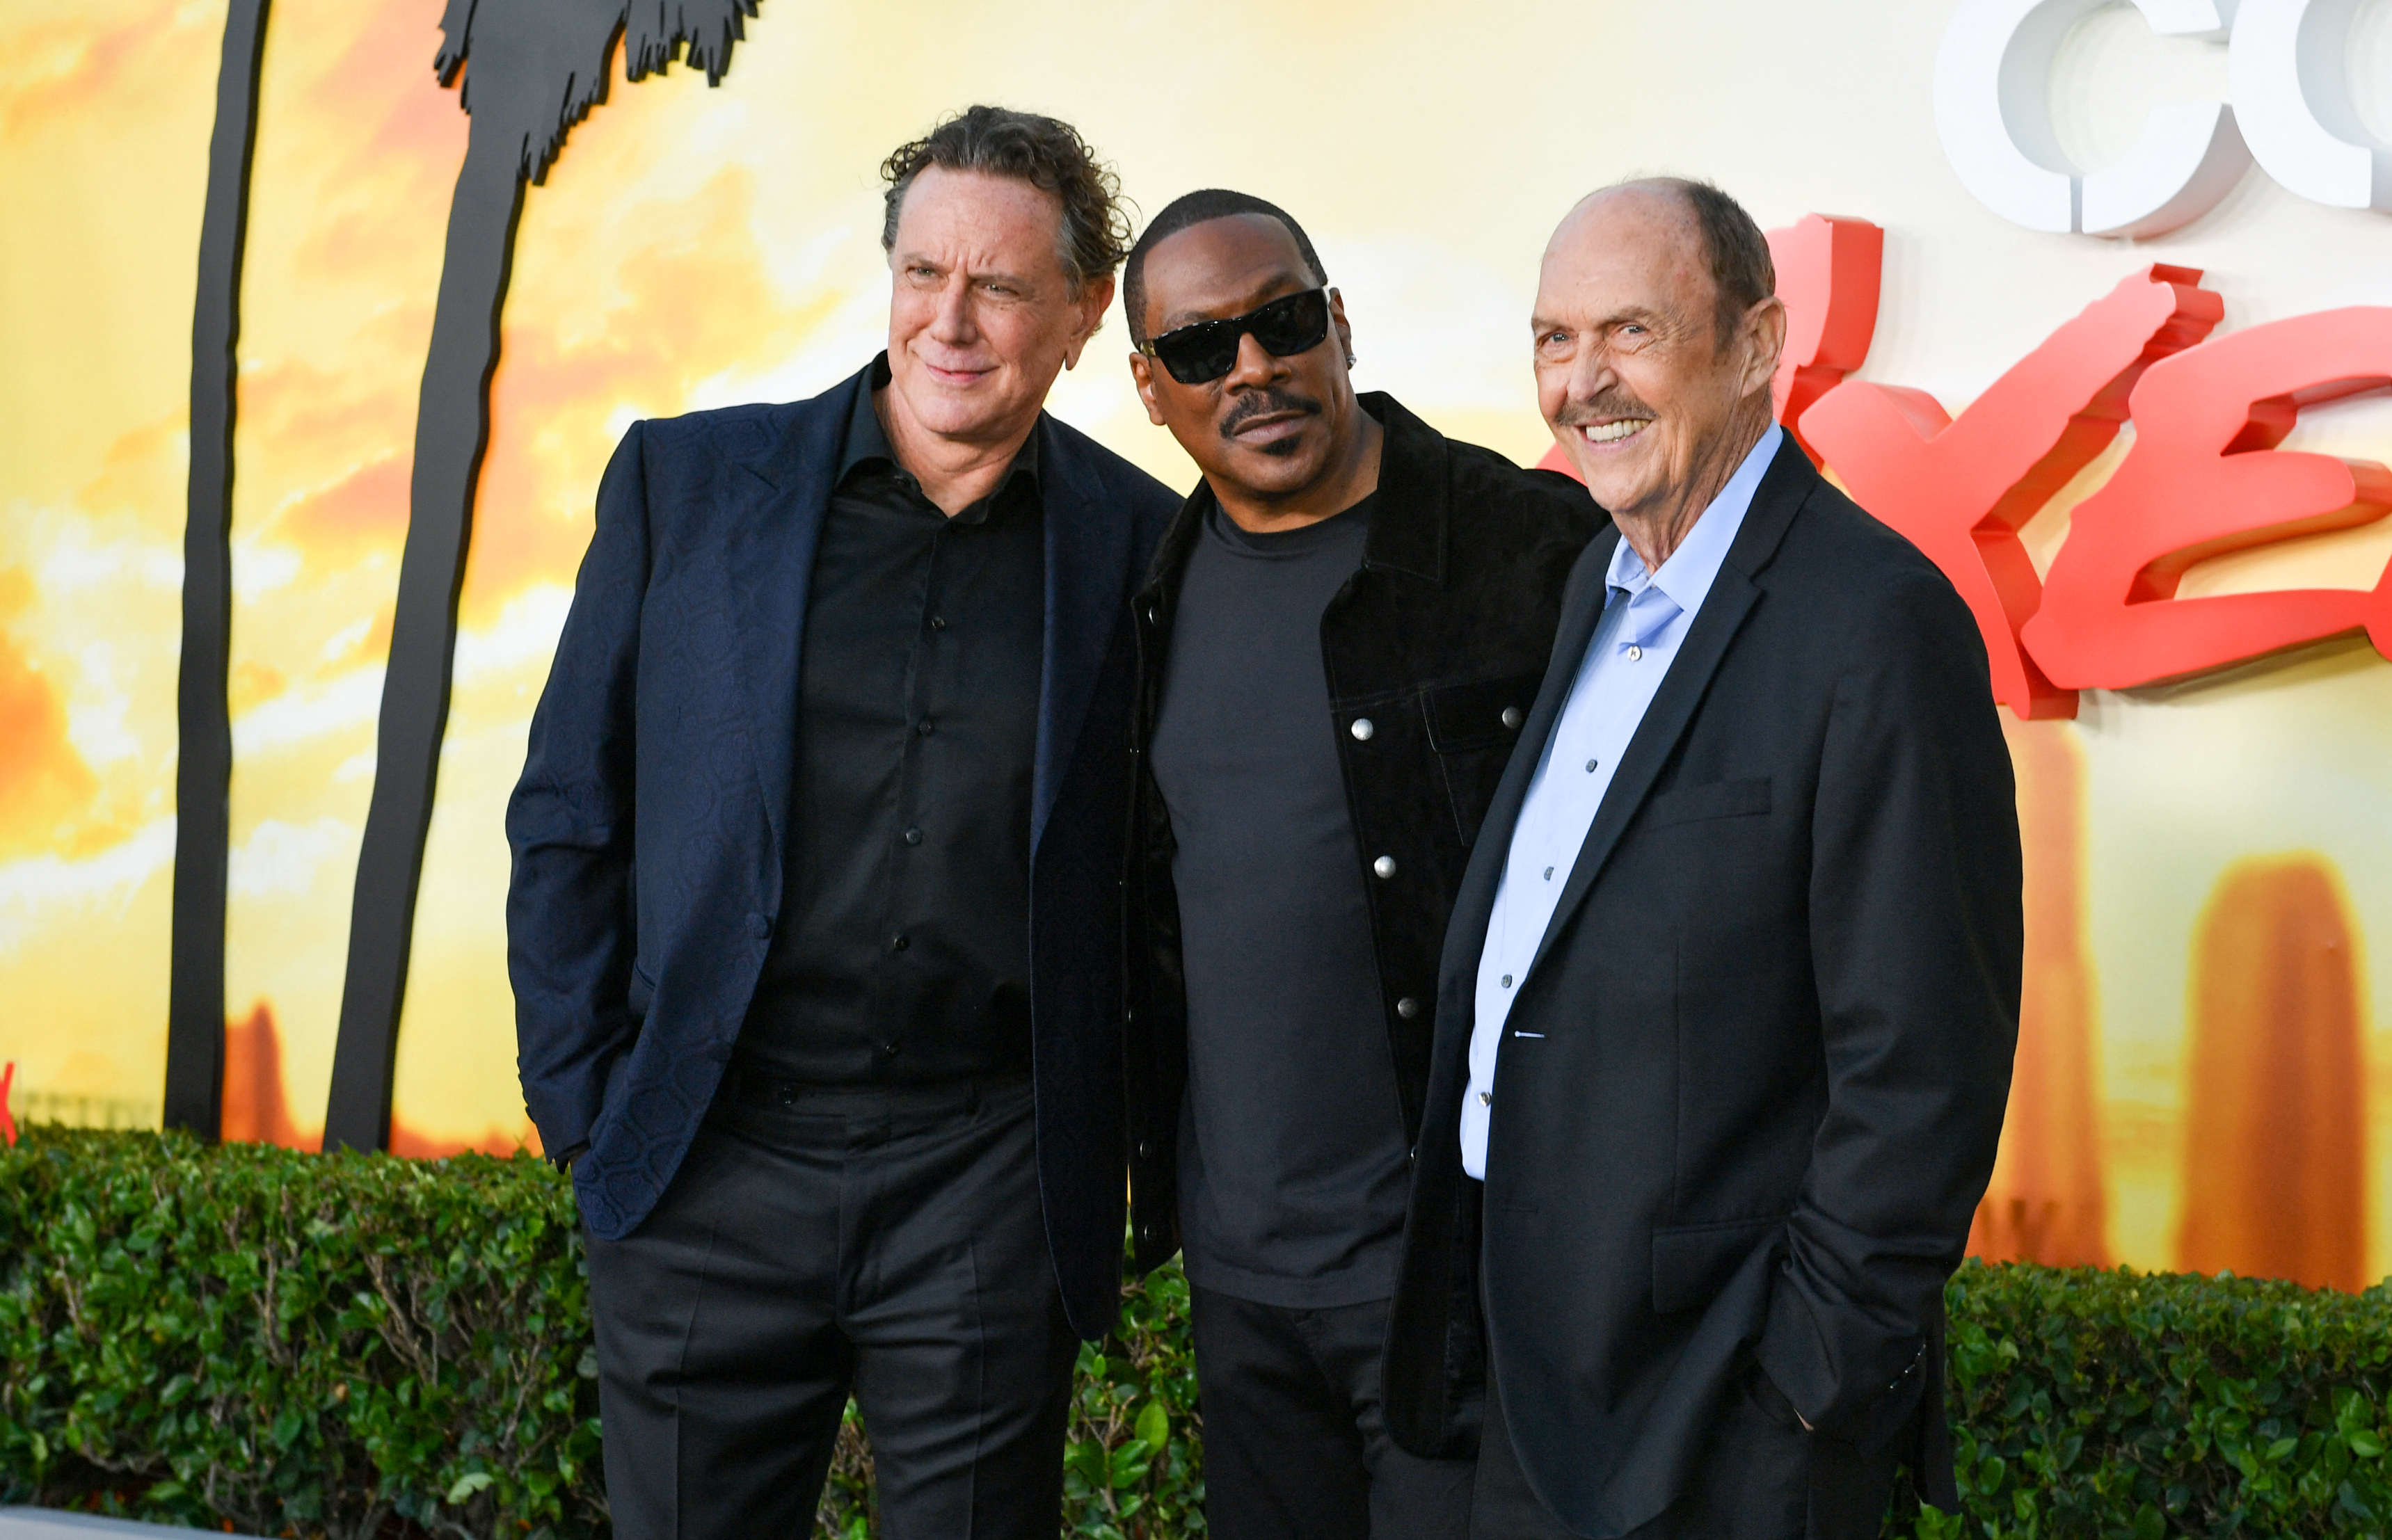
[882,1041,900,1055]
[890,933,910,952]
[1501,706,1524,730]
[1627,645,1643,661]
[1501,974,1513,988]
[928,615,947,632]
[746,913,770,938]
[1137,1139,1155,1159]
[1350,717,1376,741]
[1585,759,1598,773]
[1542,866,1554,880]
[1478,1091,1493,1106]
[1396,997,1421,1019]
[1373,855,1398,879]
[916,719,935,736]
[903,826,923,845]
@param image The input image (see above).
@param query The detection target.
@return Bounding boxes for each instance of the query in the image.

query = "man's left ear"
[1064,273,1118,371]
[1743,296,1788,398]
[1330,287,1355,364]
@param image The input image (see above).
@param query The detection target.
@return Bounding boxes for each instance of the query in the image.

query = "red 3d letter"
[2024,310,2392,688]
[1766,214,1883,466]
[1800,266,2223,720]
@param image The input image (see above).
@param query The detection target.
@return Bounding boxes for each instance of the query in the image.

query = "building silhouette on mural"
[2178,854,2368,1293]
[1970,719,2106,1268]
[170,0,765,1150]
[223,1002,532,1159]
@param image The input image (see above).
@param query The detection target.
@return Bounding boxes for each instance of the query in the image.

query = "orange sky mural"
[5,0,2392,1277]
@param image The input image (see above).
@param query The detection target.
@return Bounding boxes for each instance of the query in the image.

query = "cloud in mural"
[229,817,355,900]
[0,819,175,955]
[230,665,388,757]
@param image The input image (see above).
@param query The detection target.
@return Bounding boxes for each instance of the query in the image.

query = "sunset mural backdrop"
[4,0,2391,1286]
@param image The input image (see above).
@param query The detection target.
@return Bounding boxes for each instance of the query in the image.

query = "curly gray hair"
[881,106,1133,296]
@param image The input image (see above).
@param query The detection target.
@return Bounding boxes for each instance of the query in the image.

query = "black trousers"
[1470,1352,1899,1540]
[583,1074,1078,1540]
[1190,1283,1475,1540]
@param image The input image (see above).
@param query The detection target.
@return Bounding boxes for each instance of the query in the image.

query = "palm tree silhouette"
[324,0,760,1151]
[166,0,272,1141]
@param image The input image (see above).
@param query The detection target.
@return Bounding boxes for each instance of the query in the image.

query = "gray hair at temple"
[1613,176,1778,353]
[879,105,1134,296]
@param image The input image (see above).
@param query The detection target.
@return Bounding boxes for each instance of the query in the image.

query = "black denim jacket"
[1123,392,1605,1274]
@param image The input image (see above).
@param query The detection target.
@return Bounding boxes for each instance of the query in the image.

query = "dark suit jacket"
[505,360,1179,1340]
[1383,435,2021,1534]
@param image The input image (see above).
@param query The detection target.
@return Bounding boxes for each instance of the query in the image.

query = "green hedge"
[2,1128,2388,1539]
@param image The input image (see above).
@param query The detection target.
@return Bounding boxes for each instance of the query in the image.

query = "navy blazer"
[507,360,1180,1338]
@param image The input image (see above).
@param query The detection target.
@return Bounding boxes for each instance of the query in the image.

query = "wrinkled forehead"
[891,166,1070,276]
[1145,214,1314,332]
[1538,186,1714,318]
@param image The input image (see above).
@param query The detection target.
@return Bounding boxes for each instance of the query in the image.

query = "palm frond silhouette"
[325,0,760,1150]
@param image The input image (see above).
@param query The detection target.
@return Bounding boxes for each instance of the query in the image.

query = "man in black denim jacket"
[1118,189,1602,1540]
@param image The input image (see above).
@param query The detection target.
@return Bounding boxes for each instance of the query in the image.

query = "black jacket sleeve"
[1757,565,2022,1449]
[504,422,651,1157]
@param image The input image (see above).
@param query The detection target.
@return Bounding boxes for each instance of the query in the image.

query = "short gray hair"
[880,106,1133,295]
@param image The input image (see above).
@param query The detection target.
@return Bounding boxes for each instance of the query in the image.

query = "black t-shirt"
[737,363,1044,1085]
[1149,492,1411,1307]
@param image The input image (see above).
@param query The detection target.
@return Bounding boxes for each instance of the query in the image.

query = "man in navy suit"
[1384,180,2020,1537]
[506,106,1179,1539]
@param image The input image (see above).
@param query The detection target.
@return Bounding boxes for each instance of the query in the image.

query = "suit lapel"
[1032,417,1131,855]
[1526,438,1817,978]
[726,372,857,852]
[1427,528,1618,1102]
[1441,536,1615,979]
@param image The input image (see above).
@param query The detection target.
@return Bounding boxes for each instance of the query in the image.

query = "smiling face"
[884,164,1112,455]
[1531,184,1783,534]
[1129,213,1365,514]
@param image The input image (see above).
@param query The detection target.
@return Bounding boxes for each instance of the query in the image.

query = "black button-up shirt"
[737,358,1046,1084]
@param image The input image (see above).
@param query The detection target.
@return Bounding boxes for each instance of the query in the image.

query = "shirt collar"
[1603,423,1781,613]
[837,351,1042,490]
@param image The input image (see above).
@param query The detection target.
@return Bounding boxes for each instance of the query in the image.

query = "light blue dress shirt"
[1460,425,1782,1180]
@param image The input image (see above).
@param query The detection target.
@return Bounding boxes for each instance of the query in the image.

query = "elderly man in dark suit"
[504,106,1178,1539]
[1383,179,2022,1539]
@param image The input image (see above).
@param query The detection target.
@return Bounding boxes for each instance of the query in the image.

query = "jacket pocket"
[1643,776,1771,831]
[1650,1214,1787,1315]
[1425,671,1542,844]
[1423,671,1542,753]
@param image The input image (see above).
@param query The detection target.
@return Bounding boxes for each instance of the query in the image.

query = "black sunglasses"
[1140,288,1332,385]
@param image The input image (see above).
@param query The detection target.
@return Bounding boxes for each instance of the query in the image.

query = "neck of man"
[875,383,1040,518]
[1214,407,1386,536]
[1613,392,1775,575]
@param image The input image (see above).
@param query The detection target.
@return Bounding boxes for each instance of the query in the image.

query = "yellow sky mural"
[5,0,2391,1281]
[0,0,223,1130]
[219,0,468,1146]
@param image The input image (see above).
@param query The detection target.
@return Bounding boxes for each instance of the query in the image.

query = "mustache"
[1220,388,1323,439]
[1554,391,1656,427]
